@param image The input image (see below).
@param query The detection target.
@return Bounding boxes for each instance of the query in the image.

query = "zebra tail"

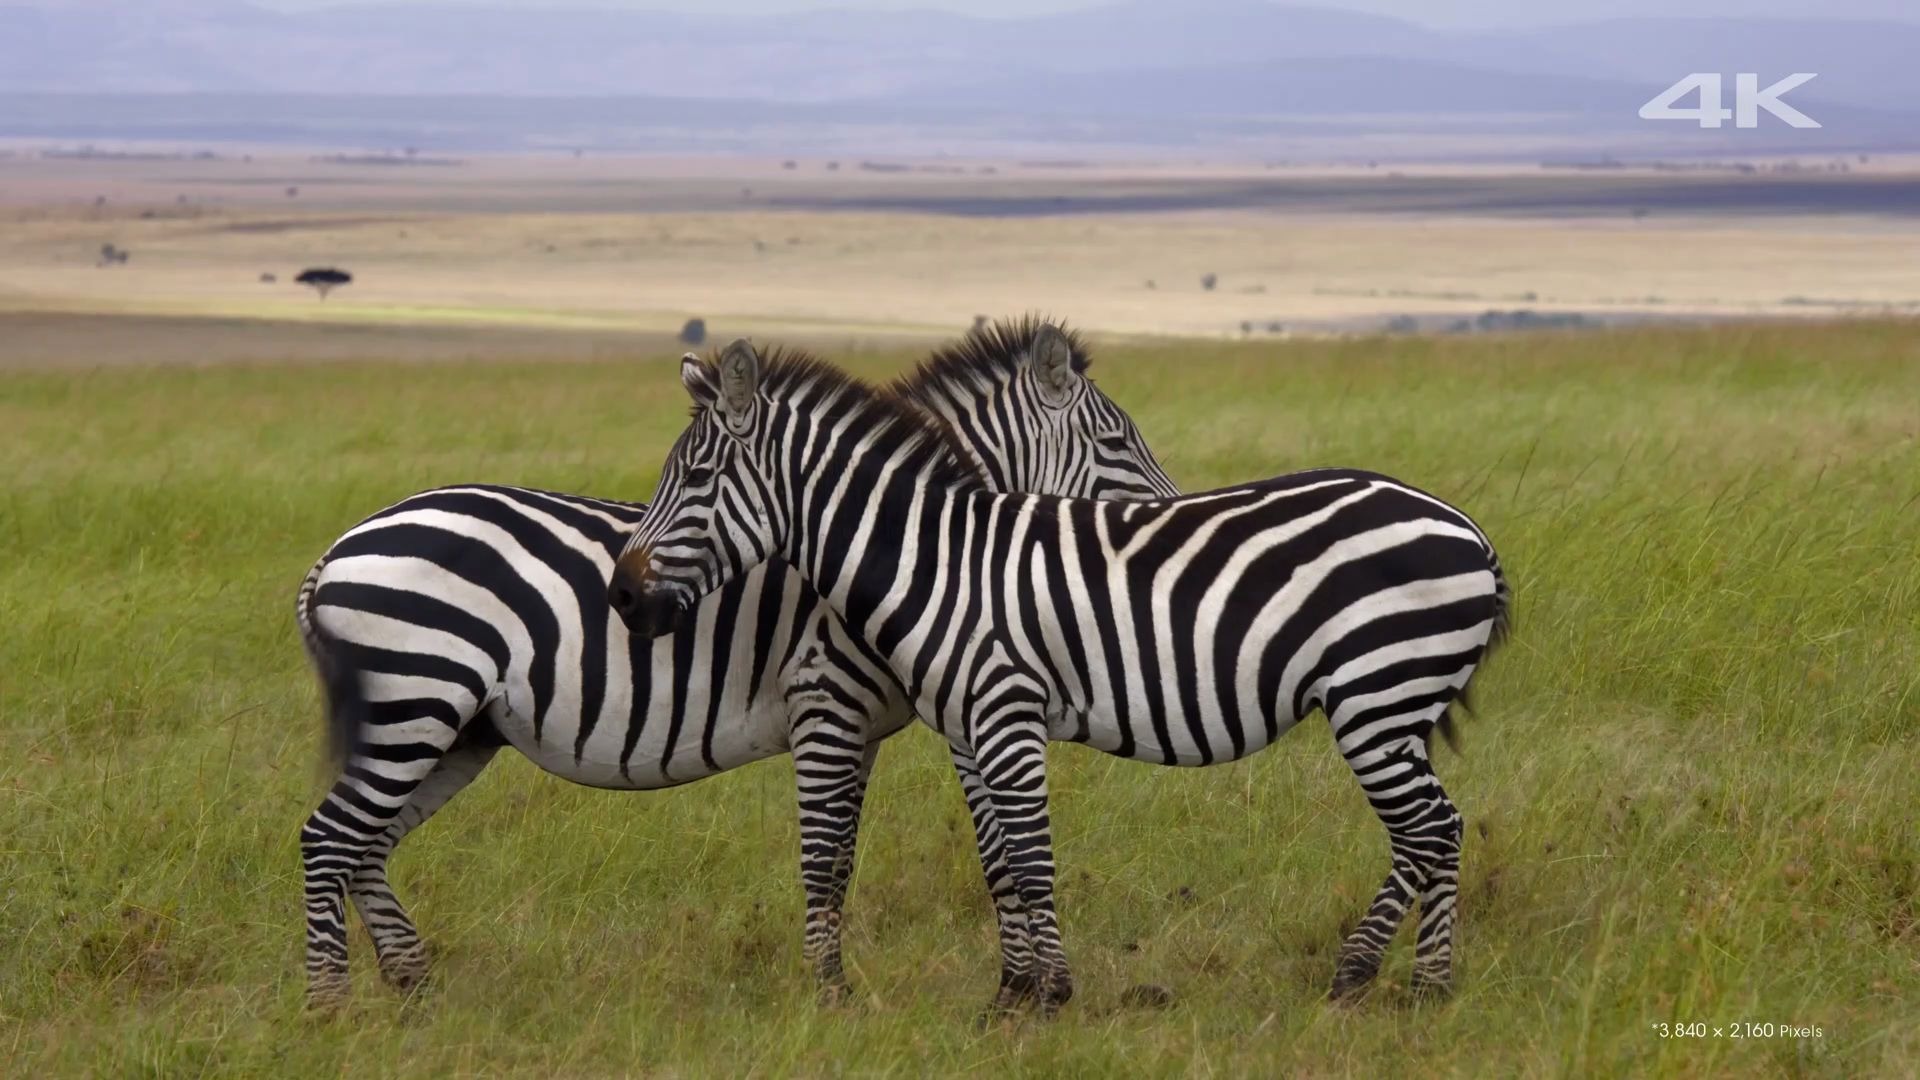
[1429,548,1514,758]
[297,556,367,767]
[1487,549,1514,648]
[1431,704,1464,756]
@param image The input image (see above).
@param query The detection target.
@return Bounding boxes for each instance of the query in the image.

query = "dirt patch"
[208,215,425,235]
[0,310,680,369]
[71,905,205,992]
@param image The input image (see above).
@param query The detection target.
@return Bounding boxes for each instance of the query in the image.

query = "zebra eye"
[684,467,714,487]
[1097,433,1132,449]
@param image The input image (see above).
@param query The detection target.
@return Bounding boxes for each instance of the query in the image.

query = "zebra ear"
[1030,323,1078,407]
[717,338,761,421]
[680,353,719,408]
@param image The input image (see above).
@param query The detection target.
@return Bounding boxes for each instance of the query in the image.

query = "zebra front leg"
[948,742,1036,1014]
[1330,734,1461,1001]
[301,717,460,1010]
[790,696,880,1004]
[348,732,500,995]
[972,717,1072,1017]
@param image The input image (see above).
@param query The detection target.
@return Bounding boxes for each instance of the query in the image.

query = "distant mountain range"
[0,0,1913,156]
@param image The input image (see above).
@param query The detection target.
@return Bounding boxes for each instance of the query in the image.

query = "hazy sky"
[251,0,1916,29]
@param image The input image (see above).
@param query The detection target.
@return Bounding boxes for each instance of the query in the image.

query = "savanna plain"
[2,315,1916,1076]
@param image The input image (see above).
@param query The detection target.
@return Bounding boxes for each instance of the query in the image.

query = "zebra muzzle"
[609,556,688,639]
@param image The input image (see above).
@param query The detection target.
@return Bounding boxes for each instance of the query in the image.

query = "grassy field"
[1,320,1916,1076]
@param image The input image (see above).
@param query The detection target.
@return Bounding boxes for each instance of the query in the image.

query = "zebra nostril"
[610,583,637,615]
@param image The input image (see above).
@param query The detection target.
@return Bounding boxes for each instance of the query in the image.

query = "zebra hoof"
[816,981,855,1008]
[975,975,1037,1028]
[1328,945,1390,1006]
[1035,975,1073,1018]
[1327,981,1371,1004]
[1409,974,1454,1001]
[975,1000,1024,1030]
[1328,960,1381,1003]
[998,972,1037,1006]
[377,947,431,994]
[304,975,351,1014]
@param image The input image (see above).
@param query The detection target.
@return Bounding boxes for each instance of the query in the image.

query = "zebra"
[609,339,1510,1015]
[297,318,1177,1008]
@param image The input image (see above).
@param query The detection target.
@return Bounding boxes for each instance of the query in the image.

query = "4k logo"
[1640,73,1821,129]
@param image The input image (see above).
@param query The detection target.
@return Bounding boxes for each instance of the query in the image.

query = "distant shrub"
[1466,309,1593,333]
[295,267,352,299]
[1200,273,1217,292]
[679,318,708,346]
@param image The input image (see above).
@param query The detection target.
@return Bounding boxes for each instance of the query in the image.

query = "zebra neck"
[784,468,1022,664]
[907,380,1023,490]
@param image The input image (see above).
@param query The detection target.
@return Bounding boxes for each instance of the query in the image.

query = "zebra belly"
[1048,701,1307,765]
[490,603,808,789]
[490,681,795,790]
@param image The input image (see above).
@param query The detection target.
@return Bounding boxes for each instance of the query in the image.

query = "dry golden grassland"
[3,155,1917,349]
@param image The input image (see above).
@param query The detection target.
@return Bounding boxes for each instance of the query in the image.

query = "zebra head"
[610,340,781,638]
[895,318,1177,501]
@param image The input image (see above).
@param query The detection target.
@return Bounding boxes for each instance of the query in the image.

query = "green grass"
[2,321,1917,1077]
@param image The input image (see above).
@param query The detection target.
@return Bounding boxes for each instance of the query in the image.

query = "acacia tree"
[296,267,352,300]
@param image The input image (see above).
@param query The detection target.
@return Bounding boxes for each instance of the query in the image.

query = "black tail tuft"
[307,621,368,768]
[298,556,368,767]
[1430,703,1464,756]
[1487,553,1514,648]
[1428,553,1512,759]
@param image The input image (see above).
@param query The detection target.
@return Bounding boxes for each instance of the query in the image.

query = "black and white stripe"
[613,340,1509,1014]
[297,319,1174,1007]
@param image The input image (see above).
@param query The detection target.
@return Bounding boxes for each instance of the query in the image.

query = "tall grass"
[1,321,1915,1076]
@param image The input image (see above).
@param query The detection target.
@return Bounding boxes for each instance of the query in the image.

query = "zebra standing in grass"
[297,319,1176,1007]
[610,340,1510,1014]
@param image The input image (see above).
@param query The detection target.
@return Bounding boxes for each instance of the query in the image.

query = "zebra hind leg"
[948,743,1037,1017]
[1410,808,1463,999]
[1329,732,1462,1001]
[300,715,462,1010]
[347,727,502,995]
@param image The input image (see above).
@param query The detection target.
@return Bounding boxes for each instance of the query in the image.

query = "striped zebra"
[610,340,1510,1014]
[298,319,1177,1008]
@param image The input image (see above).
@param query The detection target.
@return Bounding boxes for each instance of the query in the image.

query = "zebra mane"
[691,344,986,492]
[890,315,1090,409]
